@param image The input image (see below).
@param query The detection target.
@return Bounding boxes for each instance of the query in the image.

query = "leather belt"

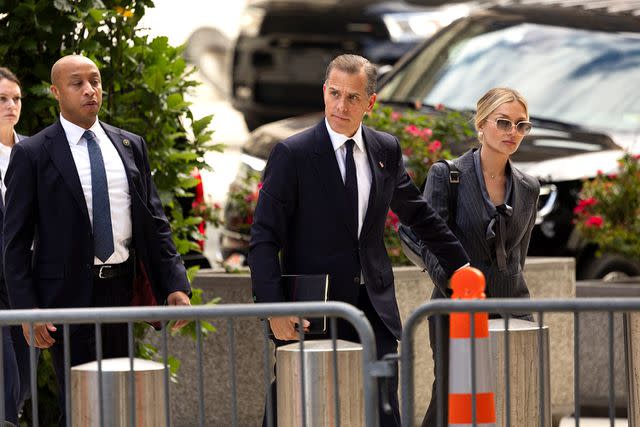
[92,259,133,280]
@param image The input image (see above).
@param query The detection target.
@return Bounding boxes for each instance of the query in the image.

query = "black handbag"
[398,159,460,270]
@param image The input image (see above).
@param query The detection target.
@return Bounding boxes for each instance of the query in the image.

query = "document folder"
[282,274,329,334]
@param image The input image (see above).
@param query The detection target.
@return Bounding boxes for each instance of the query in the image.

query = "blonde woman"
[421,88,540,426]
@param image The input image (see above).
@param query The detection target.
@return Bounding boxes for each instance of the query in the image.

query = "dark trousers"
[263,285,401,427]
[421,315,450,427]
[2,324,37,424]
[50,271,133,426]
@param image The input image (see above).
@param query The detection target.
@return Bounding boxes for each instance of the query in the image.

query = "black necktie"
[84,130,114,262]
[344,139,359,235]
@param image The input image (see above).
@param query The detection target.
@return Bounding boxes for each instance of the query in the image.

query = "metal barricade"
[401,298,640,427]
[0,302,381,427]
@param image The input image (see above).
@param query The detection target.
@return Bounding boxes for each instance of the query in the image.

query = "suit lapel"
[359,126,386,240]
[506,165,533,249]
[100,122,143,198]
[459,150,494,255]
[43,121,91,226]
[310,121,358,239]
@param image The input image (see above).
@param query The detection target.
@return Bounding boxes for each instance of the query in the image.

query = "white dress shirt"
[0,132,17,202]
[60,115,132,265]
[325,119,372,238]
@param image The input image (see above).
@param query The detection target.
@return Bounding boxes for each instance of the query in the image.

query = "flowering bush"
[574,153,640,260]
[224,168,263,234]
[365,104,475,265]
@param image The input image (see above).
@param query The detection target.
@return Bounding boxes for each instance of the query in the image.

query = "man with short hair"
[3,55,191,421]
[249,54,470,426]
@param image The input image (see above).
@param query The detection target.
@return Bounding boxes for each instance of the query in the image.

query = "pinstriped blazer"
[423,149,540,300]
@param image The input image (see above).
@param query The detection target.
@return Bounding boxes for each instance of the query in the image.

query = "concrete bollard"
[626,312,640,427]
[276,339,364,427]
[489,319,551,427]
[71,357,167,427]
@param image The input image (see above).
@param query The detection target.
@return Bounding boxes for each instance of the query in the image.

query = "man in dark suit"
[249,54,469,426]
[2,55,191,420]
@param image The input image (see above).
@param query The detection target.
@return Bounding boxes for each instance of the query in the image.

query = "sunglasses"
[491,118,532,135]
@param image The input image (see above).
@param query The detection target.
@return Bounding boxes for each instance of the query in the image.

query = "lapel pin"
[379,161,384,168]
[122,139,130,147]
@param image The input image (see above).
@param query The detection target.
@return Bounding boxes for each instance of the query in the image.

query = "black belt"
[92,259,133,280]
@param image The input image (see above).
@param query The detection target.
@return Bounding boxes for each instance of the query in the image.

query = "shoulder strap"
[436,159,459,228]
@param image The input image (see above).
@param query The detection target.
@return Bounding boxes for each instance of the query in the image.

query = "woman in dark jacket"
[421,87,540,426]
[0,66,34,425]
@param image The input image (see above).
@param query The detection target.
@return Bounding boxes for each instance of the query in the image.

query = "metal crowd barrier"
[401,298,640,427]
[0,302,380,427]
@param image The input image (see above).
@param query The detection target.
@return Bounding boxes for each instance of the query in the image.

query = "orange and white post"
[448,267,496,426]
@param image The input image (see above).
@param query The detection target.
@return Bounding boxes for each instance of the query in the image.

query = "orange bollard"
[448,267,496,426]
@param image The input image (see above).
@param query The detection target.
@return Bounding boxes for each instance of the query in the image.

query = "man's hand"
[167,291,191,331]
[269,316,310,341]
[22,322,56,348]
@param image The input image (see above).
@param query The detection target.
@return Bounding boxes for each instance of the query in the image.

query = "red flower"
[405,124,421,137]
[386,210,400,231]
[428,140,442,153]
[403,147,414,156]
[213,202,222,210]
[574,197,598,214]
[435,103,445,111]
[585,215,603,228]
[634,154,640,160]
[257,182,264,190]
[608,173,618,180]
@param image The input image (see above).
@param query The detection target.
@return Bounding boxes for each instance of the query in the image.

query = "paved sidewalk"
[559,417,628,427]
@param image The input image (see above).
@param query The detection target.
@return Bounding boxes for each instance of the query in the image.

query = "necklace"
[484,170,503,179]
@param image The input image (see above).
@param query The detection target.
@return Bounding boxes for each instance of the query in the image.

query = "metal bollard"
[277,339,364,427]
[626,312,640,427]
[489,319,551,427]
[71,357,167,427]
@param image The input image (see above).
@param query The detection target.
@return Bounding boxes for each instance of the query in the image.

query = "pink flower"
[403,147,414,156]
[213,202,222,210]
[607,173,618,180]
[405,124,421,137]
[428,140,442,153]
[386,210,400,231]
[391,111,402,121]
[422,128,433,138]
[585,215,603,228]
[435,103,445,111]
[596,169,603,176]
[634,154,640,160]
[257,182,264,190]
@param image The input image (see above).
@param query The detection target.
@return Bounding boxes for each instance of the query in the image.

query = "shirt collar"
[13,131,19,144]
[325,118,365,153]
[59,114,101,146]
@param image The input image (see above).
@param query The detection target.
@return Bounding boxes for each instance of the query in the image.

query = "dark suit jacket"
[0,133,27,310]
[248,120,469,339]
[423,149,540,300]
[2,120,190,310]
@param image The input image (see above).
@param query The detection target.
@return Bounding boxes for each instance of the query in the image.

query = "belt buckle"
[98,265,111,279]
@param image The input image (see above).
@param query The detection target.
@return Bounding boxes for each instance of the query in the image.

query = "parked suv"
[222,1,640,280]
[231,0,480,130]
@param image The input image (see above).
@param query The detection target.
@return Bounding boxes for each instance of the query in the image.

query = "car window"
[379,19,640,135]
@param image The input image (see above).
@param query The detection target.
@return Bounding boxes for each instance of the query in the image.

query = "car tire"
[580,253,640,281]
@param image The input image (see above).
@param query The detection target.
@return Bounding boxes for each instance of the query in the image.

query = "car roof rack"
[491,0,640,16]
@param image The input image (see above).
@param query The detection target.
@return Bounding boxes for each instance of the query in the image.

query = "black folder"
[282,274,329,334]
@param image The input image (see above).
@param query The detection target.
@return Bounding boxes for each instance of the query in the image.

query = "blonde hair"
[474,87,528,132]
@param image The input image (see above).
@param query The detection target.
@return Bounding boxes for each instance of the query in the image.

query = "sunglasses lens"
[517,122,532,135]
[496,119,512,132]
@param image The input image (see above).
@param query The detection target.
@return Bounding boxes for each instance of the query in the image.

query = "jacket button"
[353,276,360,284]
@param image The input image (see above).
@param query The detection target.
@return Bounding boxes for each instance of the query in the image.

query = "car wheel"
[580,253,640,281]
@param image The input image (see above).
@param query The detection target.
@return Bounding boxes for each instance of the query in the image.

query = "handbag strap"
[436,159,459,228]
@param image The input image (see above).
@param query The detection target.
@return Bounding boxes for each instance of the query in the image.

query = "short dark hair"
[325,54,377,96]
[0,67,21,89]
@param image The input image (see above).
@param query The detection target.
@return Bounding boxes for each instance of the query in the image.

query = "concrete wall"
[149,257,575,426]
